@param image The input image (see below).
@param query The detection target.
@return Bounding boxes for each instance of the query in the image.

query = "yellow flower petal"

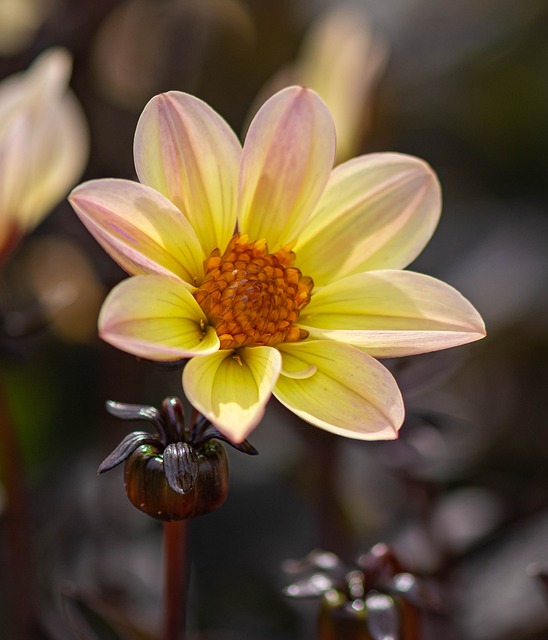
[300,270,486,357]
[183,346,282,443]
[295,153,441,285]
[238,86,335,250]
[275,341,404,440]
[134,91,241,256]
[99,275,219,360]
[69,178,205,284]
[280,350,317,379]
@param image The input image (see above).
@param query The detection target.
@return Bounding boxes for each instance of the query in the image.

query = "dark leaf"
[283,549,343,575]
[197,424,259,455]
[61,582,125,640]
[283,573,336,599]
[389,573,444,612]
[365,592,400,640]
[106,400,163,431]
[164,442,199,494]
[97,431,159,474]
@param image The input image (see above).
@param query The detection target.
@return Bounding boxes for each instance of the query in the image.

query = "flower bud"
[99,397,257,521]
[317,590,372,640]
[284,547,428,640]
[124,440,229,521]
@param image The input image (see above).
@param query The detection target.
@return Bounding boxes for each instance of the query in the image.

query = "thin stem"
[0,378,33,640]
[309,429,351,555]
[162,520,189,640]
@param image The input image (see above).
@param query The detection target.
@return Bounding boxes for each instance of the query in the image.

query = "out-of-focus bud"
[249,5,387,164]
[284,545,442,640]
[0,48,89,265]
[317,588,372,640]
[99,397,257,521]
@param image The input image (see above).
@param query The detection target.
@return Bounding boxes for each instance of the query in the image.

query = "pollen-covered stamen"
[193,234,313,349]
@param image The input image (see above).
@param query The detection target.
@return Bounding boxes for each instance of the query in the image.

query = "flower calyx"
[98,396,258,520]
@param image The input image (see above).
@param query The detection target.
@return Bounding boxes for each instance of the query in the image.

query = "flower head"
[0,48,89,264]
[69,86,485,444]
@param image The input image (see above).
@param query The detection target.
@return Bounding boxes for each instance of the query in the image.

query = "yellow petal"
[99,275,219,360]
[280,350,317,379]
[300,270,486,357]
[183,346,282,443]
[295,153,441,285]
[275,341,404,440]
[238,86,335,250]
[134,91,241,256]
[69,178,205,284]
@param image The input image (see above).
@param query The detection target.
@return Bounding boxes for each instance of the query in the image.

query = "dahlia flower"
[69,86,485,443]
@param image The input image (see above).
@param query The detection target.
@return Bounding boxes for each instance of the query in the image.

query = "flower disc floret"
[194,233,313,349]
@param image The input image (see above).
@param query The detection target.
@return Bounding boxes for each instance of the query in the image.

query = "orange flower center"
[193,234,313,350]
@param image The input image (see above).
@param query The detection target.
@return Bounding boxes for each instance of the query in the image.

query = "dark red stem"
[162,520,189,640]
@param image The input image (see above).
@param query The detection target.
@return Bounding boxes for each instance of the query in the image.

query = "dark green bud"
[124,440,229,521]
[98,397,257,521]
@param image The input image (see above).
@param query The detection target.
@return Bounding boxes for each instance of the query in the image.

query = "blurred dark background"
[1,0,548,638]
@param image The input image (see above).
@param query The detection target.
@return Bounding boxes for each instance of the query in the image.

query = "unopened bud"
[124,440,229,521]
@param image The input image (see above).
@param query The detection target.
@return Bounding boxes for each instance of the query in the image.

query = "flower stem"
[309,429,350,555]
[0,379,33,640]
[162,520,189,640]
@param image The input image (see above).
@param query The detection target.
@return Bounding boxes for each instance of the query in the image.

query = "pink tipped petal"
[134,91,241,256]
[275,341,404,440]
[18,90,88,231]
[238,86,336,250]
[99,275,219,360]
[300,270,486,357]
[0,48,88,237]
[295,153,441,285]
[69,179,205,283]
[0,115,27,238]
[183,346,282,443]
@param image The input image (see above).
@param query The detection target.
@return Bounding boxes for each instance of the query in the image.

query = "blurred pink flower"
[0,48,89,264]
[251,5,387,164]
